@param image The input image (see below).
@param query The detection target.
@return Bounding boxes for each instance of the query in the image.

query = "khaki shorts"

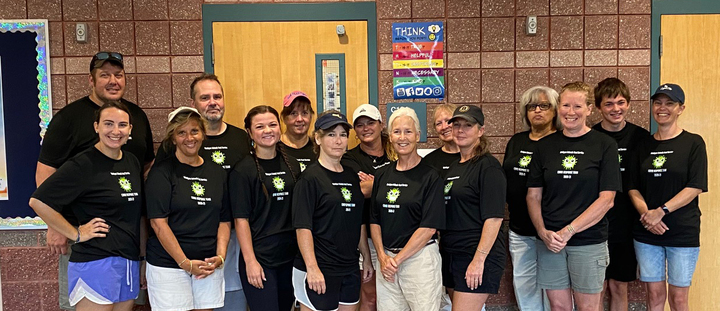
[376,242,443,311]
[537,241,609,294]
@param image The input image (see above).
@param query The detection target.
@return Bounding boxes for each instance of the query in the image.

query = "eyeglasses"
[526,103,551,111]
[94,52,123,61]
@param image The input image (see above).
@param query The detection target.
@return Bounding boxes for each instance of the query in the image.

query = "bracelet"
[567,224,576,234]
[476,248,488,255]
[75,228,81,243]
[178,258,188,268]
[189,261,193,274]
[218,254,225,267]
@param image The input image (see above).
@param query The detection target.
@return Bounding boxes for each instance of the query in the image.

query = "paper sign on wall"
[392,22,445,100]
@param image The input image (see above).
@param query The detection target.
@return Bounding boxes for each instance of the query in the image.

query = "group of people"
[29,51,706,311]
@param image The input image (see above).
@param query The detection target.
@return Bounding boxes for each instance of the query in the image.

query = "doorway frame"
[651,0,720,132]
[201,2,379,106]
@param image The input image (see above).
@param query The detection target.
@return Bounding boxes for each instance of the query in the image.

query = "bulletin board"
[0,20,52,229]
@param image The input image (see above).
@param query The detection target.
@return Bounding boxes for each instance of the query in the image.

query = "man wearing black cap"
[36,51,155,310]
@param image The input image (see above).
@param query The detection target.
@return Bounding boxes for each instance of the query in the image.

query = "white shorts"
[146,262,225,311]
[359,238,378,270]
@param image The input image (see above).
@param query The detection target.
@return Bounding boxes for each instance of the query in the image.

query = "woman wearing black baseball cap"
[628,83,707,311]
[292,110,373,311]
[440,105,507,310]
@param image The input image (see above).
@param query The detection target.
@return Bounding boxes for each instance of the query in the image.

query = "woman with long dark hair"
[229,105,301,310]
[30,101,143,311]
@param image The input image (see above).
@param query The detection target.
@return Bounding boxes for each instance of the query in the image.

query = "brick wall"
[0,0,652,309]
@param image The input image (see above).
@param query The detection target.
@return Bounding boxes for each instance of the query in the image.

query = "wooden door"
[212,21,369,147]
[661,14,720,310]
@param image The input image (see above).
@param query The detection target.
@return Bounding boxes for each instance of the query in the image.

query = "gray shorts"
[537,241,609,294]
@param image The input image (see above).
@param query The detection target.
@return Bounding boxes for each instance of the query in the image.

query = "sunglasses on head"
[94,52,123,61]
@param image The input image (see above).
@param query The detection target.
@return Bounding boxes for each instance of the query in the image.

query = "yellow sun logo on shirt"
[191,182,205,196]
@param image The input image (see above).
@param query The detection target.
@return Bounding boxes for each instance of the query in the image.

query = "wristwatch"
[661,205,670,215]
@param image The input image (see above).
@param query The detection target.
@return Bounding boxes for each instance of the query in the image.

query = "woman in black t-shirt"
[279,91,317,172]
[30,101,143,311]
[527,82,620,311]
[441,105,506,310]
[628,84,707,311]
[145,107,232,311]
[503,86,559,310]
[423,103,460,177]
[370,107,446,310]
[229,105,301,310]
[292,111,372,311]
[342,103,393,309]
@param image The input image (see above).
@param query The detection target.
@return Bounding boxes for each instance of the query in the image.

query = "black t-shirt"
[628,131,707,247]
[229,154,301,268]
[32,148,143,262]
[292,162,364,276]
[527,130,621,246]
[279,140,317,172]
[156,123,251,172]
[593,122,650,243]
[503,131,542,237]
[369,162,446,249]
[38,96,154,225]
[422,147,461,178]
[342,145,392,225]
[145,156,232,268]
[442,154,507,256]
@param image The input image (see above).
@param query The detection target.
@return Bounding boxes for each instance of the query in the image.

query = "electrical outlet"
[526,16,537,36]
[76,23,87,43]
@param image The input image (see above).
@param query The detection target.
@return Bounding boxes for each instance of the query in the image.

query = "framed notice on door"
[315,54,347,115]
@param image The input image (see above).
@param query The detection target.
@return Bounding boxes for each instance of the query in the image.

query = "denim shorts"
[537,241,609,294]
[633,240,699,287]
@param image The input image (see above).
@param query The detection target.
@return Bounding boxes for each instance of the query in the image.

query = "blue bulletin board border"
[0,19,52,229]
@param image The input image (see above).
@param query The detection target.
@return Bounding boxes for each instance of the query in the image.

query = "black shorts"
[292,267,360,310]
[605,241,637,282]
[441,251,505,294]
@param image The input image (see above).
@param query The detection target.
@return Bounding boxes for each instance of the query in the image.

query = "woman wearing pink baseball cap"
[280,91,317,172]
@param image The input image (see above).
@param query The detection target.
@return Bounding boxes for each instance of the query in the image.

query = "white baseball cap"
[352,104,382,124]
[168,106,200,122]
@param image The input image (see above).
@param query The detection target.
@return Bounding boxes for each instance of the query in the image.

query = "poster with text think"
[392,22,444,100]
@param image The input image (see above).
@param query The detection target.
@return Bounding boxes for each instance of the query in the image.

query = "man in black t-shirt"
[36,52,155,310]
[592,78,650,311]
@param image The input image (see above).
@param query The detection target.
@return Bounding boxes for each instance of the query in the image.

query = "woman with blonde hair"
[527,82,620,311]
[423,103,460,177]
